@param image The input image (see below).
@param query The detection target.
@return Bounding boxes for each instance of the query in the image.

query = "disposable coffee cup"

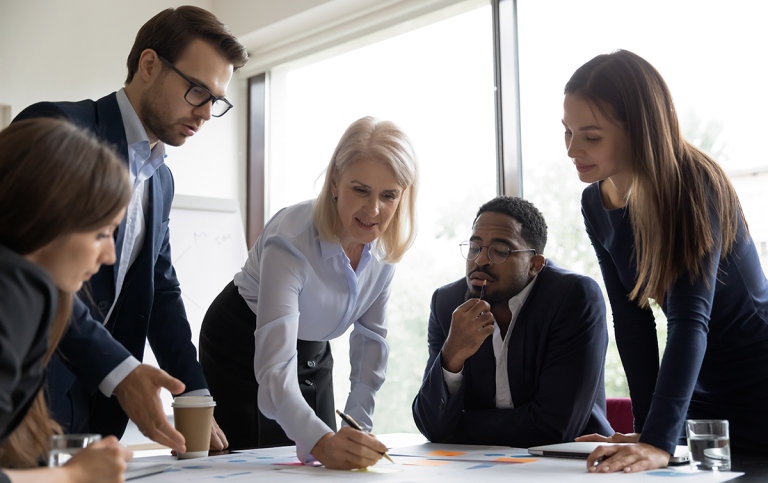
[48,434,101,467]
[172,396,215,459]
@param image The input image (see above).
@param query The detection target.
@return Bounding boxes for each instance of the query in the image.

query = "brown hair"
[565,50,743,307]
[0,118,131,467]
[125,5,249,84]
[312,117,419,263]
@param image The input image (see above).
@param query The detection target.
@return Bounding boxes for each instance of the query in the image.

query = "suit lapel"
[466,336,497,406]
[506,264,548,406]
[94,93,129,287]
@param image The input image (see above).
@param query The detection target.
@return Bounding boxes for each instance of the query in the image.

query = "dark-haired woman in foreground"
[0,118,133,482]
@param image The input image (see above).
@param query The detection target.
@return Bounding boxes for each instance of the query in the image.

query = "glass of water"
[48,434,101,467]
[685,419,731,471]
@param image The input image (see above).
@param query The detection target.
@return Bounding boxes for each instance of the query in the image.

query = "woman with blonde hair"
[0,118,133,482]
[562,49,768,473]
[200,116,418,469]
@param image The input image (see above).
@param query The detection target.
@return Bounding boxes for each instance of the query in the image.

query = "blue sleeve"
[145,214,207,392]
[345,268,393,431]
[58,298,133,391]
[582,207,659,433]
[638,245,718,455]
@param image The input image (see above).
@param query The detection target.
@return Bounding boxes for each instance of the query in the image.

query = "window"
[517,0,768,395]
[242,0,768,436]
[266,4,496,432]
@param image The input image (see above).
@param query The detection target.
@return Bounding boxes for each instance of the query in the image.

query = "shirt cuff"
[181,388,211,397]
[98,356,141,397]
[442,366,463,395]
[296,419,334,464]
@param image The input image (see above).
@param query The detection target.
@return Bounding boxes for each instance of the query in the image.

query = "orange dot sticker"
[426,450,467,457]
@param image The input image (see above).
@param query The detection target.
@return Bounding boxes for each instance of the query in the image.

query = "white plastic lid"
[171,396,216,408]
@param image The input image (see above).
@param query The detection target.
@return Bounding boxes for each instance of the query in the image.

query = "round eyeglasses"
[459,240,536,265]
[159,56,233,117]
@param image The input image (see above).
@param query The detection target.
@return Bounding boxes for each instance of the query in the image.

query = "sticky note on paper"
[493,457,538,463]
[404,459,451,467]
[427,450,467,457]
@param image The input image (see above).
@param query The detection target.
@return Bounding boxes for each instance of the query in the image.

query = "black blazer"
[0,245,57,443]
[412,261,612,447]
[14,93,207,437]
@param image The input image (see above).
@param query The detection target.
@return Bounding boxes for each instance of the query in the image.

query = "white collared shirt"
[97,89,167,397]
[442,275,539,408]
[234,200,394,463]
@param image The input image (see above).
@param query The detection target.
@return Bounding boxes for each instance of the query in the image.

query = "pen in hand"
[335,409,395,464]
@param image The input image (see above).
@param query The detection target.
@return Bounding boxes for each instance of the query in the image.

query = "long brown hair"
[0,118,131,467]
[565,50,744,307]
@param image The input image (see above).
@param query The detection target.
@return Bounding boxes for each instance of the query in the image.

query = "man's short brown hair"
[125,5,248,84]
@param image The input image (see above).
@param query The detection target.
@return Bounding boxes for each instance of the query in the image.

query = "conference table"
[129,433,767,482]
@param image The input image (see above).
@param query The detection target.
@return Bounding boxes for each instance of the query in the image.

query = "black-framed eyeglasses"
[459,240,536,265]
[158,56,233,117]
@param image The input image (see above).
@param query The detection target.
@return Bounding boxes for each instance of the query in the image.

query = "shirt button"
[97,301,109,311]
[307,360,316,368]
[304,379,314,386]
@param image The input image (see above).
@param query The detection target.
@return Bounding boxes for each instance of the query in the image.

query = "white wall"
[0,0,463,204]
[0,0,330,203]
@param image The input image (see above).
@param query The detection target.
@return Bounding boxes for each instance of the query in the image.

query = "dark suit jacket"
[14,93,207,437]
[0,245,57,444]
[412,261,612,447]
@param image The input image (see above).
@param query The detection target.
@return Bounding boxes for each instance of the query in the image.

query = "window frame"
[244,0,519,246]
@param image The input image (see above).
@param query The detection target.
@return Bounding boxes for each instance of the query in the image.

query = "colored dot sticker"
[427,450,467,457]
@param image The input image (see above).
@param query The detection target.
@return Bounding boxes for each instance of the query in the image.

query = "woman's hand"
[576,432,640,443]
[586,442,670,474]
[63,436,133,483]
[310,427,387,470]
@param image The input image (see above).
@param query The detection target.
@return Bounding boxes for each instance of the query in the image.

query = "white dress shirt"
[442,275,539,407]
[234,200,395,463]
[96,89,166,396]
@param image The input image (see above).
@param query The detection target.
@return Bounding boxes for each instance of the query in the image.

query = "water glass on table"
[686,419,731,471]
[48,434,102,467]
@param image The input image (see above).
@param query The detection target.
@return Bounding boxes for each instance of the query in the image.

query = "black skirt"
[199,280,336,450]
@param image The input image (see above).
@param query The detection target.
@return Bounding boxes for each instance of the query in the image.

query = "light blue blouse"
[234,200,394,462]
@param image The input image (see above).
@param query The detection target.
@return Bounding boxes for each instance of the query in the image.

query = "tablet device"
[528,442,690,465]
[125,461,171,480]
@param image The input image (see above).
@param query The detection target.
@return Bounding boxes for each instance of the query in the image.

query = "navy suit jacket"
[412,261,612,447]
[14,93,207,437]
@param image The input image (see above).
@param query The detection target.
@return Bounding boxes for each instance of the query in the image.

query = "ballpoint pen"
[335,409,395,464]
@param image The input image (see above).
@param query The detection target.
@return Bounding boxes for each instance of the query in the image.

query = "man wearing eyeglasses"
[14,6,248,454]
[412,196,612,446]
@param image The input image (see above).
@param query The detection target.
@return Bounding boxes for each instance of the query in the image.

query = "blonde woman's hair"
[565,50,744,307]
[312,116,418,263]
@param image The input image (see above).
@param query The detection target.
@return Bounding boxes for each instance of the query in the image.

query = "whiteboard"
[143,194,249,413]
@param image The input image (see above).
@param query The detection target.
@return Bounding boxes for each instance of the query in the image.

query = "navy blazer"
[14,93,207,437]
[412,261,612,447]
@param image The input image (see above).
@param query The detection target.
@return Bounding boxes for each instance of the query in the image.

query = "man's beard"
[140,89,191,147]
